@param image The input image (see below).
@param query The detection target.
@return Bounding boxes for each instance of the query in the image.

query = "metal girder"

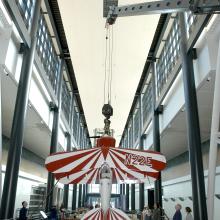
[106,0,220,25]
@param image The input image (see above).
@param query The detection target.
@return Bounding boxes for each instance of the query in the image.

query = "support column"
[72,184,77,210]
[82,184,85,207]
[152,61,162,208]
[85,184,88,205]
[120,184,123,194]
[139,95,145,212]
[45,59,64,212]
[0,1,42,218]
[122,184,125,195]
[78,184,82,208]
[179,13,208,220]
[139,134,146,212]
[63,132,71,209]
[125,184,129,211]
[130,112,135,212]
[131,184,135,211]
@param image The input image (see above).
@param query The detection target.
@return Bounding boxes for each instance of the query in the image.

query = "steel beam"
[139,134,146,212]
[82,184,86,207]
[78,184,82,208]
[152,61,162,208]
[0,1,41,218]
[63,132,71,209]
[72,184,77,210]
[131,184,135,211]
[126,184,129,210]
[45,59,64,212]
[107,0,220,24]
[179,12,208,220]
[115,0,190,16]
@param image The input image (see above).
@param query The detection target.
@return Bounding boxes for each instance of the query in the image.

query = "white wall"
[1,167,46,217]
[162,167,220,219]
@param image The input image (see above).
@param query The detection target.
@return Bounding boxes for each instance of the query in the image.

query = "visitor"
[173,204,182,220]
[152,203,160,220]
[60,203,65,220]
[185,207,193,220]
[95,204,100,208]
[19,201,28,220]
[142,205,152,220]
[49,205,58,220]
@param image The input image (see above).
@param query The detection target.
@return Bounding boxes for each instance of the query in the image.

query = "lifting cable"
[104,24,114,105]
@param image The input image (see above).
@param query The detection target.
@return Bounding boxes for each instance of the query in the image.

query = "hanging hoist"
[102,22,114,135]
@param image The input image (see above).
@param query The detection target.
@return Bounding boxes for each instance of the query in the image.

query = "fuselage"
[100,163,112,214]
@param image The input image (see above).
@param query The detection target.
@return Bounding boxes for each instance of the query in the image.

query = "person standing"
[19,201,28,220]
[60,203,65,220]
[50,205,58,220]
[152,203,161,220]
[173,204,182,220]
[185,207,193,220]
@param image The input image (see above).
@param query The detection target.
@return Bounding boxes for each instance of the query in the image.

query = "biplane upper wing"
[45,147,166,184]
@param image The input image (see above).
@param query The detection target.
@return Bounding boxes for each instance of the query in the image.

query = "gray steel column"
[152,61,162,208]
[72,184,77,210]
[85,184,88,205]
[120,184,123,194]
[82,184,85,207]
[0,1,42,218]
[179,13,208,220]
[130,113,135,212]
[139,134,146,212]
[78,184,82,208]
[125,184,129,211]
[45,59,64,212]
[131,184,135,211]
[63,132,71,209]
[123,184,126,194]
[139,95,145,212]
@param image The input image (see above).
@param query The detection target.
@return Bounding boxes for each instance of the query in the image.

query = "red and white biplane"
[45,135,166,220]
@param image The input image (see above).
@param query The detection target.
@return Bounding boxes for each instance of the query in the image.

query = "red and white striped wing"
[106,208,130,220]
[82,208,130,220]
[106,148,166,183]
[82,208,104,220]
[45,147,166,184]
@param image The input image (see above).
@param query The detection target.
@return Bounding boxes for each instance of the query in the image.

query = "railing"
[16,0,35,29]
[133,109,140,143]
[36,12,60,92]
[128,125,133,147]
[186,11,198,37]
[142,80,153,125]
[61,79,71,122]
[72,106,79,140]
[156,16,181,97]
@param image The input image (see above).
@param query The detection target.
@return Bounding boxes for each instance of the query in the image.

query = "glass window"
[36,13,59,92]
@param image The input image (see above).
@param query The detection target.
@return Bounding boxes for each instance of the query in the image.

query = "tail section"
[82,208,130,220]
